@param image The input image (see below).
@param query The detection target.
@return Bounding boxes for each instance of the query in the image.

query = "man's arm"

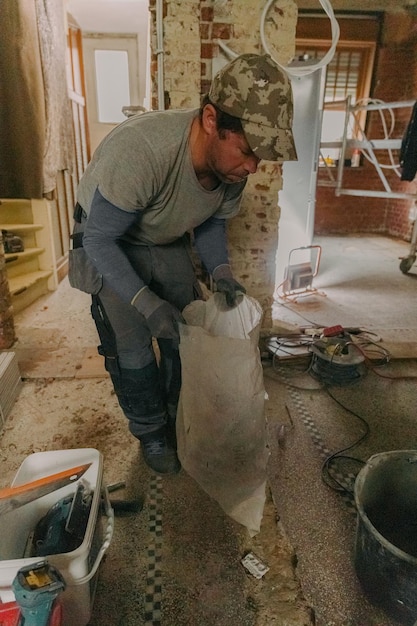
[83,189,183,339]
[194,217,246,307]
[83,188,144,303]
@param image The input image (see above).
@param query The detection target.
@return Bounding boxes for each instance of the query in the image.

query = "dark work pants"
[91,238,201,438]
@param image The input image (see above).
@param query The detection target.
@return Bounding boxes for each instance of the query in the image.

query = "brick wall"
[0,234,16,349]
[150,0,297,326]
[315,11,417,239]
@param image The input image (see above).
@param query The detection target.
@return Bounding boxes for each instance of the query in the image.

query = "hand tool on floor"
[106,482,143,514]
[0,464,91,515]
[12,560,65,626]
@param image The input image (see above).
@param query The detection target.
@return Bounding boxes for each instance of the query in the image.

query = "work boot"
[140,427,181,475]
[166,414,177,450]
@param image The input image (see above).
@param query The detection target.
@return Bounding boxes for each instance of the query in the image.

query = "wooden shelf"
[0,199,58,313]
[5,248,45,264]
[0,223,43,232]
[8,271,53,297]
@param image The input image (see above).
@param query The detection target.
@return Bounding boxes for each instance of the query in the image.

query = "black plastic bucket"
[354,450,417,625]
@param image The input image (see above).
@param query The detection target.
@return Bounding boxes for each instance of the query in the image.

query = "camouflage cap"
[209,53,297,162]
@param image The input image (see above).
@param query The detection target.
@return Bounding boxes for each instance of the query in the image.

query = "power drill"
[12,561,65,626]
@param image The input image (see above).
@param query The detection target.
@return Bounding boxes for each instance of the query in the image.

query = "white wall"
[66,0,148,34]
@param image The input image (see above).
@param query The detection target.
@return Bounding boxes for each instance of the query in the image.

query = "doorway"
[82,34,144,153]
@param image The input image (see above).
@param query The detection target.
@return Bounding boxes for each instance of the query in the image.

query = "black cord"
[266,330,417,497]
[320,388,369,495]
[309,355,364,386]
[308,338,366,387]
[265,336,321,389]
[274,300,323,327]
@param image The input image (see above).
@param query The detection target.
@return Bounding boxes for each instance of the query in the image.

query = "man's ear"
[201,103,218,135]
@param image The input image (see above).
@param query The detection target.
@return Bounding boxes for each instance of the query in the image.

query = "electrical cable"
[265,364,322,391]
[320,388,369,495]
[266,327,417,497]
[260,0,340,77]
[266,336,319,390]
[308,338,366,386]
[345,338,390,368]
[216,0,340,76]
[344,338,417,380]
[274,286,327,304]
[310,341,417,494]
[266,327,393,369]
[266,328,404,403]
[309,356,364,386]
[273,300,324,327]
[266,335,369,493]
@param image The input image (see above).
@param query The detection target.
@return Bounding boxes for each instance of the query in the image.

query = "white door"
[82,35,142,154]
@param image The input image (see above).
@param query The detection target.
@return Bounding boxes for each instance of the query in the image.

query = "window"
[95,49,130,123]
[296,40,376,167]
[295,14,380,168]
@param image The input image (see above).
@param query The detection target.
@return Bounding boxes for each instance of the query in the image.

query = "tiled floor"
[2,234,417,625]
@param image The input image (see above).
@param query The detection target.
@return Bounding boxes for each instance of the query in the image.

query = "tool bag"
[68,204,102,294]
[177,293,269,535]
[2,230,24,253]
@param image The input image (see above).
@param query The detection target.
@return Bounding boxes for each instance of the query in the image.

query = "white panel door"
[82,35,141,154]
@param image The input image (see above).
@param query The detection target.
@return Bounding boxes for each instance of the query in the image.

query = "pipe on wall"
[156,0,164,110]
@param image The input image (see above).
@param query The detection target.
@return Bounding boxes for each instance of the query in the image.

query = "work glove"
[212,264,246,308]
[132,287,184,340]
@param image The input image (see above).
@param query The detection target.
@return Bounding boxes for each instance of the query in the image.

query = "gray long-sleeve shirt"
[78,108,245,304]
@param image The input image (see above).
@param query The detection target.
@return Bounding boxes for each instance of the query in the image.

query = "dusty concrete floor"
[268,234,417,626]
[1,258,313,625]
[1,234,417,625]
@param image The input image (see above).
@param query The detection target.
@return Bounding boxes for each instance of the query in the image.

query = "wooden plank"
[8,271,53,295]
[379,341,417,360]
[0,223,43,232]
[75,347,107,378]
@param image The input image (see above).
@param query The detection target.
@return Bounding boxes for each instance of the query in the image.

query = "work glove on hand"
[212,264,246,308]
[132,287,184,340]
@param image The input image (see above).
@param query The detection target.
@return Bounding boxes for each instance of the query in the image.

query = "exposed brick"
[200,6,213,22]
[200,23,210,39]
[212,22,233,39]
[315,11,417,237]
[0,301,15,348]
[201,42,215,59]
[201,79,211,94]
[153,0,292,328]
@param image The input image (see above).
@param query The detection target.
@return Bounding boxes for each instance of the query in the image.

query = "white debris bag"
[177,293,269,535]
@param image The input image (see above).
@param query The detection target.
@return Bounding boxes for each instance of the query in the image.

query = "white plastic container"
[0,448,114,626]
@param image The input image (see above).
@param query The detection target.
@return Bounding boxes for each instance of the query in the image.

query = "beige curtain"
[35,0,74,195]
[0,0,45,198]
[0,0,73,199]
